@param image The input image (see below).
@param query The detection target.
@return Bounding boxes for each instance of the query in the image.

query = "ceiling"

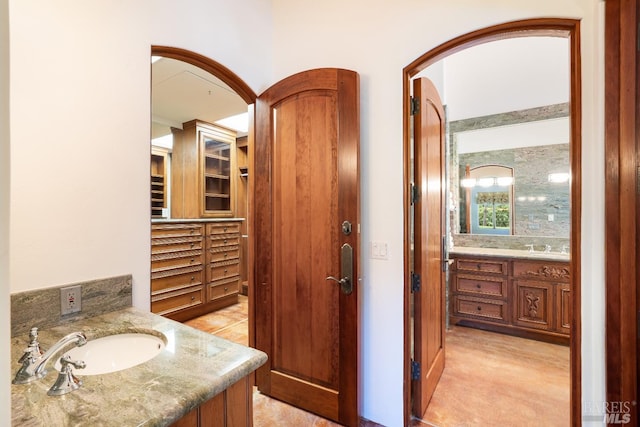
[151,57,248,141]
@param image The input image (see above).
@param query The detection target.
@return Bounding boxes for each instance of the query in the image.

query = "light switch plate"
[61,285,82,316]
[370,241,389,260]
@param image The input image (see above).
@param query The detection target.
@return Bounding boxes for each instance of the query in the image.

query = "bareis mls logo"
[583,401,634,424]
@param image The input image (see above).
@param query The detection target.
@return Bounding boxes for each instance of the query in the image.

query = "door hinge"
[411,272,421,292]
[410,183,419,205]
[410,96,420,115]
[411,360,421,380]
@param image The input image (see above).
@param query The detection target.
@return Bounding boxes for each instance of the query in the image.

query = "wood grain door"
[254,68,359,426]
[412,77,446,418]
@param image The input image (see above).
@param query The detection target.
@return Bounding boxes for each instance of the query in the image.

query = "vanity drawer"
[151,285,204,316]
[152,223,204,238]
[208,278,240,302]
[152,235,203,254]
[454,258,508,275]
[453,295,508,323]
[208,246,240,263]
[207,222,241,236]
[151,249,203,271]
[151,266,203,292]
[455,274,507,298]
[207,260,240,283]
[512,260,570,283]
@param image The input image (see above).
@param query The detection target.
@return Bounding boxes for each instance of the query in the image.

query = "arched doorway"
[402,18,582,425]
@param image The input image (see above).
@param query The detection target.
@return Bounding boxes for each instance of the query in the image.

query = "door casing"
[401,18,582,426]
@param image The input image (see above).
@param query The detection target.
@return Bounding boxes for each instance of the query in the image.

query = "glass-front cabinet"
[171,120,237,218]
[202,133,232,214]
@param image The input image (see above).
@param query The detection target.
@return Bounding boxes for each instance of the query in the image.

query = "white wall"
[8,0,273,307]
[271,0,604,425]
[7,1,605,426]
[444,37,570,120]
[1,0,10,423]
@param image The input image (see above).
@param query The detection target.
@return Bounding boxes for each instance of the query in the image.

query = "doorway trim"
[402,18,582,426]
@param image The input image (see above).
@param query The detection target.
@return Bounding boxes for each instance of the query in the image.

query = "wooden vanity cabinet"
[170,376,253,427]
[450,253,570,343]
[152,220,241,321]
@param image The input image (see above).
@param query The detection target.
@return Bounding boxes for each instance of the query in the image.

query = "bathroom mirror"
[450,105,570,238]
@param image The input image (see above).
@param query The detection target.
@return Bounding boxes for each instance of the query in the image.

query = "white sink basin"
[55,332,166,376]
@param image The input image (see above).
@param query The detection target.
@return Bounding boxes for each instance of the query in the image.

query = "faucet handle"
[525,244,534,253]
[47,356,86,396]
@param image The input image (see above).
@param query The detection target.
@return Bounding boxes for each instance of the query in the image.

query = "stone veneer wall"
[459,143,570,237]
[10,275,132,337]
[449,103,571,250]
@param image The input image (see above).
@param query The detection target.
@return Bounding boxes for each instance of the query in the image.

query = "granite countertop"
[449,246,570,262]
[151,218,245,223]
[11,307,267,426]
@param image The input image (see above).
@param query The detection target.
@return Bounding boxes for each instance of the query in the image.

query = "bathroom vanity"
[10,307,267,426]
[449,247,570,344]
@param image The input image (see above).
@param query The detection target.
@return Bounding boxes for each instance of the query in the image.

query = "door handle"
[326,243,354,295]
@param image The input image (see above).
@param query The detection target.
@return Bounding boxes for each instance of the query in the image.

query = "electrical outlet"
[60,285,82,316]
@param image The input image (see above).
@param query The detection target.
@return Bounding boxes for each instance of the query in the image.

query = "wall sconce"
[460,176,514,188]
[548,172,570,183]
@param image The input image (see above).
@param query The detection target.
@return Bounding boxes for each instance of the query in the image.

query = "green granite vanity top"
[11,307,267,426]
[449,246,570,262]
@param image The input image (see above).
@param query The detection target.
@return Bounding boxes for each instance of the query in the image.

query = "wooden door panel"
[272,91,340,389]
[255,68,359,426]
[412,77,446,418]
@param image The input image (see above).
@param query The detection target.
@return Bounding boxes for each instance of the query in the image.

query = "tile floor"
[185,296,570,427]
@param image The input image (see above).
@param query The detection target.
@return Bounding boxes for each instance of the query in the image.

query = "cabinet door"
[556,283,571,334]
[201,130,233,215]
[512,279,553,331]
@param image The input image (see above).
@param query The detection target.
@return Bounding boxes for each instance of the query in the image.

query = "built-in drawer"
[453,295,508,322]
[151,249,203,271]
[454,258,508,275]
[512,260,570,283]
[208,235,241,249]
[151,236,203,254]
[152,223,204,238]
[208,246,240,263]
[207,222,241,236]
[207,260,240,283]
[208,278,240,302]
[455,274,508,298]
[151,284,204,316]
[151,266,203,293]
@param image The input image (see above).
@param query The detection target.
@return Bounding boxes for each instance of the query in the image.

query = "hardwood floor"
[186,296,570,427]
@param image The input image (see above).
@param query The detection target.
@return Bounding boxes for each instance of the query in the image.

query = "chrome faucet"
[13,328,87,384]
[561,244,569,254]
[544,244,552,253]
[525,244,535,253]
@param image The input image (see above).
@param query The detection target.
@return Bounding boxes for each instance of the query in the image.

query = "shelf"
[205,173,230,180]
[205,193,231,198]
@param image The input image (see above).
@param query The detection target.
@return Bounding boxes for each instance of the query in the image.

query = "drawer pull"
[224,269,228,274]
[477,306,482,311]
[224,287,229,292]
[190,276,195,281]
[191,296,195,301]
[191,243,195,248]
[224,239,228,244]
[477,263,482,270]
[224,253,228,258]
[190,258,195,263]
[476,283,481,289]
[224,227,228,232]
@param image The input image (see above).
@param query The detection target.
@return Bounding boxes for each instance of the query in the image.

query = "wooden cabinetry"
[171,120,237,218]
[151,148,168,218]
[450,253,570,343]
[151,220,241,321]
[169,376,253,427]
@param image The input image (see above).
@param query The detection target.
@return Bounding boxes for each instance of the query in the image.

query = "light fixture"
[496,176,514,186]
[477,177,495,187]
[548,172,570,183]
[460,178,476,188]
